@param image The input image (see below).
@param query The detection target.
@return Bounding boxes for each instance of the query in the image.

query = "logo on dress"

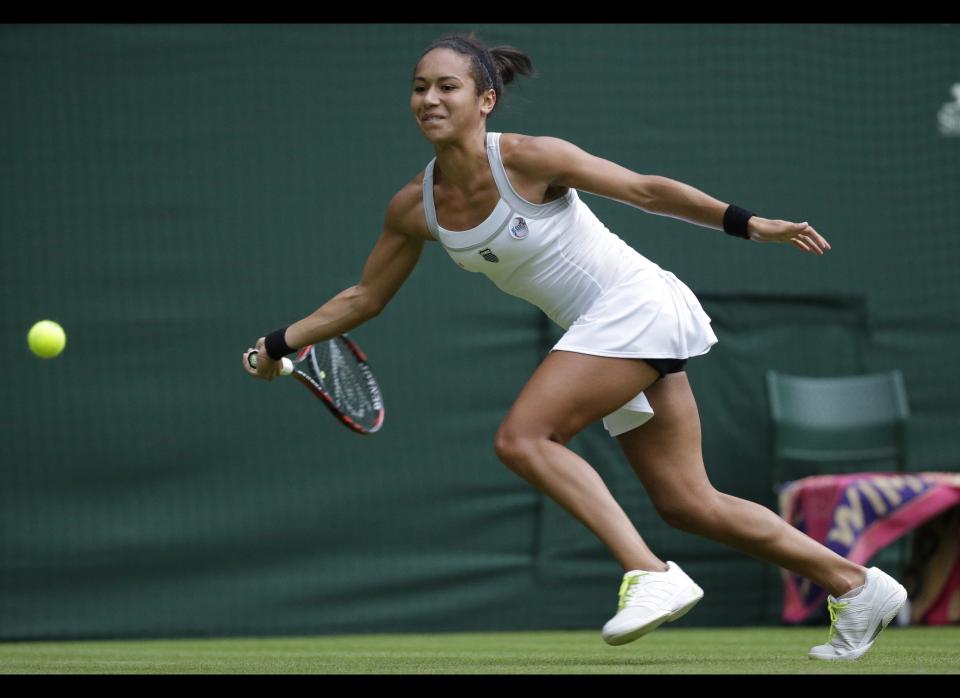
[509,217,529,240]
[478,248,499,263]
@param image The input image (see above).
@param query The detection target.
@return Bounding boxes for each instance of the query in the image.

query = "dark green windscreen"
[2,24,957,640]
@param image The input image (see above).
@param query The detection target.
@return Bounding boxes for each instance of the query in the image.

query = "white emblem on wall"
[938,83,960,136]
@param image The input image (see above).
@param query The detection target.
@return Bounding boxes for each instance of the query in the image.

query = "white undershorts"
[602,391,656,437]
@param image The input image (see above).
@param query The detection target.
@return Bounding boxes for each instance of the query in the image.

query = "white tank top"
[423,132,660,330]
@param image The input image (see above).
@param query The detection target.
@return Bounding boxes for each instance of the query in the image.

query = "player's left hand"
[748,217,831,255]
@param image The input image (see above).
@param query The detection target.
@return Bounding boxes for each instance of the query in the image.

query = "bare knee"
[494,425,549,481]
[495,426,527,464]
[651,488,722,534]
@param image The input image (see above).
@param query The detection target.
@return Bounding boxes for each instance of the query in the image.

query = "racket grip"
[247,350,294,375]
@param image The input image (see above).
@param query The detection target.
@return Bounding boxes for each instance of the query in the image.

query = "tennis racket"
[247,335,385,435]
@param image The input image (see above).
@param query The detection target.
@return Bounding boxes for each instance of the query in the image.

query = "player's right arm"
[244,180,428,380]
[284,182,427,350]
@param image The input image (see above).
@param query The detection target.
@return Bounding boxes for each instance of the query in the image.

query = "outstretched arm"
[509,136,831,255]
[284,224,425,349]
[243,190,425,380]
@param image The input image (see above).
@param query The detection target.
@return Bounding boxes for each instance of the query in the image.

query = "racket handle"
[247,350,294,376]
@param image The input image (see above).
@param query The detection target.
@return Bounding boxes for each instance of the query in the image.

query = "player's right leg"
[494,349,665,574]
[494,350,705,645]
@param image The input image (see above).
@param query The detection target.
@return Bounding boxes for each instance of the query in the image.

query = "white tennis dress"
[422,132,718,436]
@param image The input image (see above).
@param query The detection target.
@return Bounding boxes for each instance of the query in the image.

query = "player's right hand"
[242,336,283,381]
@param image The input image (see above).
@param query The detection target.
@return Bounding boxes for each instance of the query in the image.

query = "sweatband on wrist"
[264,327,294,361]
[723,204,754,239]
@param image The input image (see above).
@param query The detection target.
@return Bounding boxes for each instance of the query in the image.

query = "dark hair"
[416,33,536,117]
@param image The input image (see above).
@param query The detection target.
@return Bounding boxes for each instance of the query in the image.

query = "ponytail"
[490,45,535,88]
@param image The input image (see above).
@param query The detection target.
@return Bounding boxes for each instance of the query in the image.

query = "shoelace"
[826,599,850,641]
[617,572,675,612]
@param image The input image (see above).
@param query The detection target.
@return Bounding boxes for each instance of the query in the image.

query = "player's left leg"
[616,371,906,659]
[615,371,864,594]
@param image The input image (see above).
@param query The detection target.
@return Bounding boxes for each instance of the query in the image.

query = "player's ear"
[480,88,496,116]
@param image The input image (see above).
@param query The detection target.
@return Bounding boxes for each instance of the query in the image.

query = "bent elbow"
[366,298,385,318]
[346,285,384,320]
[360,288,387,318]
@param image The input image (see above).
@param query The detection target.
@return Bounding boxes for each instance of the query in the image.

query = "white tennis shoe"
[601,561,704,646]
[808,567,907,661]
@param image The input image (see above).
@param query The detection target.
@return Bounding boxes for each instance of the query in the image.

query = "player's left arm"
[510,136,831,255]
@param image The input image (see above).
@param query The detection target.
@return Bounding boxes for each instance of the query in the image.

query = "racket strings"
[329,343,367,417]
[307,338,383,430]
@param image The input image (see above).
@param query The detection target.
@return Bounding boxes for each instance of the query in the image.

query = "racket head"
[288,337,385,435]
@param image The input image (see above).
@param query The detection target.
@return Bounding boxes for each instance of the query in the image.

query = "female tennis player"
[243,34,906,661]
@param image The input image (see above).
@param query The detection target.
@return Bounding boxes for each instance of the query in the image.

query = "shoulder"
[498,133,584,178]
[386,173,424,218]
[385,173,433,241]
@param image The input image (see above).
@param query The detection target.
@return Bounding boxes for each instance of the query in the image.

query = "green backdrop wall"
[2,24,958,640]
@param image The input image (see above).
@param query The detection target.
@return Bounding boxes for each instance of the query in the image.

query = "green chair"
[766,369,911,583]
[766,369,910,489]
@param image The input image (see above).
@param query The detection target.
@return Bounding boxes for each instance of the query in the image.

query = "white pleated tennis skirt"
[551,267,718,437]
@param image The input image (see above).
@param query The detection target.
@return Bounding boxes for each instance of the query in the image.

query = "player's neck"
[433,128,489,191]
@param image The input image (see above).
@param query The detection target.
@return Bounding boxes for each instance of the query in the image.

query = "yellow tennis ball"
[27,320,66,359]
